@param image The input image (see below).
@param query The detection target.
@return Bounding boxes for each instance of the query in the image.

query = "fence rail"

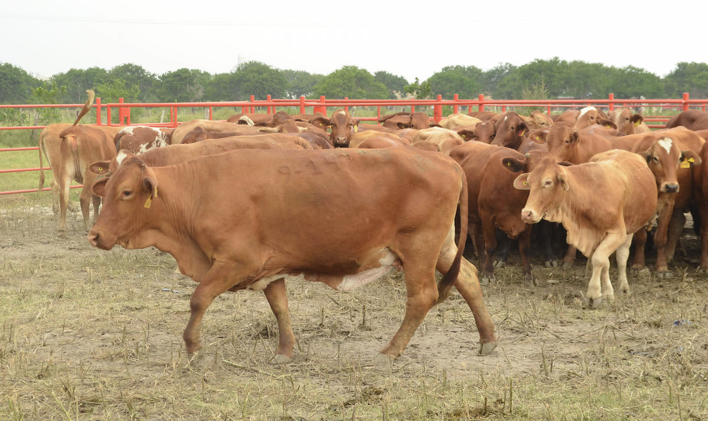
[1,93,707,196]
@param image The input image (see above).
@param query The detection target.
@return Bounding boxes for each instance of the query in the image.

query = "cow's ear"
[516,121,528,137]
[598,118,617,129]
[680,150,702,168]
[569,131,581,145]
[89,161,111,175]
[529,129,549,144]
[558,161,573,167]
[311,117,331,129]
[502,157,525,172]
[513,173,531,190]
[558,172,570,191]
[631,114,644,127]
[638,149,652,164]
[457,129,475,140]
[142,168,159,204]
[92,178,108,198]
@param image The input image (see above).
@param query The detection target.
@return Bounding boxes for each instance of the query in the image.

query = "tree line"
[1,58,708,106]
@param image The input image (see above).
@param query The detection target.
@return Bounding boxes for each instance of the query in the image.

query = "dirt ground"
[1,205,707,420]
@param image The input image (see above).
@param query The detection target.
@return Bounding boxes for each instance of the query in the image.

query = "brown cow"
[311,110,359,147]
[227,113,275,126]
[378,112,431,129]
[467,111,498,121]
[574,106,615,130]
[630,133,703,276]
[520,111,554,130]
[692,141,708,271]
[90,135,313,178]
[491,112,529,150]
[552,110,579,125]
[456,120,496,143]
[114,126,173,154]
[666,110,708,131]
[609,108,650,134]
[349,131,410,149]
[171,120,261,144]
[88,148,497,361]
[515,150,658,307]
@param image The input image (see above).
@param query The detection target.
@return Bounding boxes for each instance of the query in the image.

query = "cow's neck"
[547,169,599,257]
[136,165,213,281]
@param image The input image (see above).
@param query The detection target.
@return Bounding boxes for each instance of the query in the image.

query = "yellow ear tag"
[354,125,358,132]
[634,120,641,127]
[680,160,691,169]
[98,167,103,171]
[536,136,540,141]
[507,162,511,166]
[519,130,525,136]
[144,196,152,208]
[523,180,527,185]
[606,124,612,128]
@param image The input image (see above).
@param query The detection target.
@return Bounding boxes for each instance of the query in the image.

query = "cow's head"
[574,106,616,130]
[87,156,159,250]
[492,112,528,149]
[513,156,571,224]
[88,149,136,178]
[614,108,644,135]
[532,123,581,163]
[311,110,360,148]
[501,150,551,179]
[638,137,702,193]
[457,121,496,143]
[181,126,209,144]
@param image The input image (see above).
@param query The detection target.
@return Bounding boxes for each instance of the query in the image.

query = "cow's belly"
[248,248,401,292]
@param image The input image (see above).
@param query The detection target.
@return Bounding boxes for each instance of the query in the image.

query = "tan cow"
[348,131,410,149]
[514,150,657,307]
[439,114,481,130]
[574,106,615,130]
[609,108,650,134]
[171,120,262,144]
[411,128,464,155]
[520,111,554,130]
[88,148,497,361]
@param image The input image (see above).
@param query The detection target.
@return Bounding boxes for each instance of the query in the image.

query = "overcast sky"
[1,0,705,82]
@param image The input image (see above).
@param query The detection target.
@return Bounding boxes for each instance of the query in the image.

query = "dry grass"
[0,207,707,420]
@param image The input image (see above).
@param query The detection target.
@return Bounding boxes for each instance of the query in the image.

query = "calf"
[114,126,173,154]
[515,150,657,307]
[88,148,496,361]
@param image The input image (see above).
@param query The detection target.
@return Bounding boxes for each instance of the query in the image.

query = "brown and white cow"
[311,110,360,147]
[573,106,615,130]
[88,148,497,361]
[114,126,174,155]
[515,150,657,307]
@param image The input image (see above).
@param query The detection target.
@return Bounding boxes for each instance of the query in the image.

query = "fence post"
[608,93,614,111]
[250,95,255,114]
[453,94,459,114]
[95,97,102,125]
[547,104,551,115]
[344,97,349,113]
[267,95,272,113]
[314,95,326,116]
[118,98,124,125]
[106,105,112,126]
[433,95,443,123]
[478,94,485,112]
[411,104,415,113]
[299,96,306,114]
[173,107,178,127]
[683,93,690,111]
[209,107,213,120]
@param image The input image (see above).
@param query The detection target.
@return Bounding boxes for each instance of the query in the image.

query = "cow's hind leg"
[436,226,496,355]
[586,233,626,309]
[665,211,686,264]
[263,278,295,363]
[616,233,633,296]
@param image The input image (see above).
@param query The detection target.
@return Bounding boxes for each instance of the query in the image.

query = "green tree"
[31,83,67,124]
[374,71,409,99]
[95,78,141,103]
[157,68,211,102]
[609,66,663,98]
[51,67,109,103]
[404,77,432,99]
[480,63,516,96]
[231,61,288,100]
[109,64,157,101]
[426,66,483,99]
[283,69,323,99]
[312,66,388,99]
[663,62,708,98]
[0,63,40,104]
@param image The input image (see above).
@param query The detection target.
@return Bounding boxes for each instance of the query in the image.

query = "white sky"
[1,0,705,83]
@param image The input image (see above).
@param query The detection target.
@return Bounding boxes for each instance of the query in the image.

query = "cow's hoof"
[524,273,538,286]
[478,341,497,355]
[618,287,630,296]
[272,354,292,364]
[698,267,708,274]
[561,261,574,270]
[493,260,506,268]
[372,353,396,367]
[480,274,495,285]
[656,271,673,279]
[604,294,615,304]
[584,296,602,309]
[545,260,559,268]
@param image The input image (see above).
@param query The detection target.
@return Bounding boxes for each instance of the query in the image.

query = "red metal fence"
[2,93,707,196]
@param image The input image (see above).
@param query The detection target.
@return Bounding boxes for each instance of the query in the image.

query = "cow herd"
[35,90,708,362]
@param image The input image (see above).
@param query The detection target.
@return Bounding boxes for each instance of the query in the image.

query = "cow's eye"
[653,156,659,163]
[544,180,553,187]
[123,190,132,197]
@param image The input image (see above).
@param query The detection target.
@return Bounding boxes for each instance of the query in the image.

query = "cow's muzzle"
[334,137,349,148]
[87,229,115,250]
[661,183,679,193]
[521,208,542,224]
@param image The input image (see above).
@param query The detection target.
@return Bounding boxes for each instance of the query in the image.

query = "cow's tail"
[435,165,468,305]
[72,89,95,126]
[38,129,46,191]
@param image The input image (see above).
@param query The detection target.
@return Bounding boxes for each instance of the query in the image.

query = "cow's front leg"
[263,278,295,363]
[586,233,626,309]
[184,260,257,358]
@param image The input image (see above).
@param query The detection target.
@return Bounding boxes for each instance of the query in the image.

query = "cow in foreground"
[514,150,657,308]
[87,148,497,362]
